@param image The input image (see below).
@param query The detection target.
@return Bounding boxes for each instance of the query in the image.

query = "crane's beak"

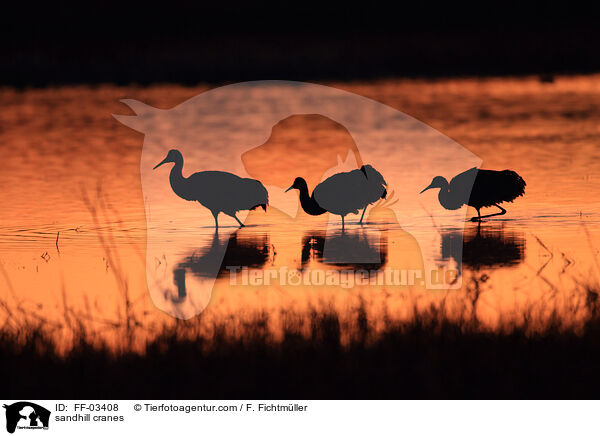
[153,157,169,170]
[285,186,294,193]
[420,183,434,194]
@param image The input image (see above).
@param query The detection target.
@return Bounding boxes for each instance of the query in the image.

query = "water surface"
[1,76,599,347]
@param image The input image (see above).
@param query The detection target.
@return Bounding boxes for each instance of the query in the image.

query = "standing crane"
[286,165,387,229]
[420,167,526,221]
[154,149,268,229]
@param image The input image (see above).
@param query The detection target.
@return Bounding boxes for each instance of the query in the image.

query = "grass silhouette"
[2,279,600,399]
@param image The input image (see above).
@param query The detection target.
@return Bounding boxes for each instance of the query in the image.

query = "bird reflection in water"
[440,225,525,274]
[301,229,388,271]
[172,231,271,301]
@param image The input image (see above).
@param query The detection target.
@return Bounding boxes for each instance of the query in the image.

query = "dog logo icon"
[3,402,50,433]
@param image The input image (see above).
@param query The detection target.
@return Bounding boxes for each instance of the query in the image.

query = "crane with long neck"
[154,149,269,229]
[286,165,387,229]
[420,167,526,221]
[286,178,327,216]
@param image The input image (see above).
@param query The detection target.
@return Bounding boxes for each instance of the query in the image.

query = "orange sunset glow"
[1,76,600,356]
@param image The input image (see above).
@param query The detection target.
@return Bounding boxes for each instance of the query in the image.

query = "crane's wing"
[470,169,526,206]
[444,167,479,209]
[313,172,363,216]
[449,167,478,194]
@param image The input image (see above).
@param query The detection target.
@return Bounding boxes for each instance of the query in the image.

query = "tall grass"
[1,276,600,398]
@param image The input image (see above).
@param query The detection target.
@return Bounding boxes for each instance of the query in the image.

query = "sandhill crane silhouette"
[179,232,270,280]
[301,229,388,270]
[154,149,268,229]
[171,231,270,302]
[441,226,525,274]
[420,167,525,221]
[286,165,387,229]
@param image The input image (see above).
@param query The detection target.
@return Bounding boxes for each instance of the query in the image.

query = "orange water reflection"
[1,76,600,350]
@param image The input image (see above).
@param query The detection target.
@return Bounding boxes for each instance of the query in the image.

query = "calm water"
[1,76,600,346]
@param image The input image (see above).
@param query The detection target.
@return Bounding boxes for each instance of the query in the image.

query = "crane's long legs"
[341,216,345,231]
[213,212,219,230]
[470,208,481,222]
[359,207,367,225]
[480,204,507,219]
[470,204,507,222]
[233,214,246,228]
